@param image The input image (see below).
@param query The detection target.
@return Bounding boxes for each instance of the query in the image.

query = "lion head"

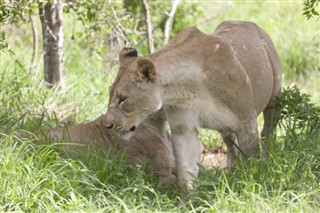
[104,47,162,139]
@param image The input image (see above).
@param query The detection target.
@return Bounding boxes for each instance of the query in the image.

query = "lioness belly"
[166,97,239,132]
[196,98,239,131]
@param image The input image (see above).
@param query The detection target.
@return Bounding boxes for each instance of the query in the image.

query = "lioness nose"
[129,126,136,132]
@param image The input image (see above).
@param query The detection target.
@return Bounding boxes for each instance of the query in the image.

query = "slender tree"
[39,0,66,89]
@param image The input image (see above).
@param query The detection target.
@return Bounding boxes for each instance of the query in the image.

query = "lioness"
[104,21,282,196]
[39,110,176,180]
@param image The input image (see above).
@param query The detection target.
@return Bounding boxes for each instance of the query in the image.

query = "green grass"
[0,136,178,212]
[1,1,320,212]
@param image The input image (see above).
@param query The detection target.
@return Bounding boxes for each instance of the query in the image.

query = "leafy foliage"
[0,0,39,55]
[277,85,320,134]
[0,0,137,59]
[64,0,136,53]
[0,0,38,23]
[303,0,320,19]
[0,32,14,54]
[124,0,205,53]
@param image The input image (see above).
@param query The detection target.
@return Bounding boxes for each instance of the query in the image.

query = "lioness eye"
[118,95,127,105]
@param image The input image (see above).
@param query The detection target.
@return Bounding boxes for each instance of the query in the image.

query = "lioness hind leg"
[260,98,281,158]
[261,92,281,140]
[261,71,281,157]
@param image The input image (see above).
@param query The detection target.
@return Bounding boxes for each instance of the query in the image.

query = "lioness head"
[104,47,162,139]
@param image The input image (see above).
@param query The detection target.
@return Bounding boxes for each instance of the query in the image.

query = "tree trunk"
[141,0,154,53]
[39,0,66,89]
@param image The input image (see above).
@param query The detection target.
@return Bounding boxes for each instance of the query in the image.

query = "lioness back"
[212,20,282,114]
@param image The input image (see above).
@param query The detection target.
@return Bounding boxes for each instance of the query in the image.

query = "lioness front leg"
[236,118,260,160]
[220,131,238,167]
[171,126,202,196]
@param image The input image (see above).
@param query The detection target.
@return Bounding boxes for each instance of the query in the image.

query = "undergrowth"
[1,60,320,212]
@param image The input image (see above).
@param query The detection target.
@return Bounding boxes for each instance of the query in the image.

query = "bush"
[277,85,320,134]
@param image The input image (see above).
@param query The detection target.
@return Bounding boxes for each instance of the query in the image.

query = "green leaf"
[311,8,319,15]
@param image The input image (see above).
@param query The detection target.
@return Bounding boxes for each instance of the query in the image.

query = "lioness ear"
[119,47,138,65]
[130,58,156,83]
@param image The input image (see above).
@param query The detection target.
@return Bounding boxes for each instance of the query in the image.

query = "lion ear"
[130,58,156,83]
[119,47,138,65]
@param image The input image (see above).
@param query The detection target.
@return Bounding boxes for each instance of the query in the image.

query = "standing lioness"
[105,21,282,196]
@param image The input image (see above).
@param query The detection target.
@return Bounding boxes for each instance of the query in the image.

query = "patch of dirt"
[201,145,228,169]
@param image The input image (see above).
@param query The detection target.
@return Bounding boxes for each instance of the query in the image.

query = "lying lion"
[40,110,176,180]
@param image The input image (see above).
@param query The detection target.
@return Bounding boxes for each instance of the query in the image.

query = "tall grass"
[1,1,320,212]
[0,136,178,212]
[1,77,319,211]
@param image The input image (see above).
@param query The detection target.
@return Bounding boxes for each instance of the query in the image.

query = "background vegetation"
[1,0,319,212]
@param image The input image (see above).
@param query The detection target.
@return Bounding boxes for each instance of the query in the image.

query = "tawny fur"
[105,21,282,196]
[43,111,176,180]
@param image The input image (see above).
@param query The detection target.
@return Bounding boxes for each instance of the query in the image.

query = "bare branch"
[197,1,233,25]
[136,15,166,47]
[141,0,154,53]
[163,0,181,45]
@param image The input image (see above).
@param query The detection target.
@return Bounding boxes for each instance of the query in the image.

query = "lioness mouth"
[129,126,136,132]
